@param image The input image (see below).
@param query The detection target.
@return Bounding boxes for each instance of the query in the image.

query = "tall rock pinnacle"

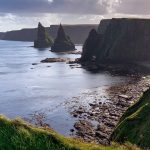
[34,22,53,48]
[51,24,76,52]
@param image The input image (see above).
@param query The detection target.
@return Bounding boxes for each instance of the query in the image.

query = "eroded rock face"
[82,18,150,64]
[51,24,76,52]
[34,22,53,48]
[81,29,101,62]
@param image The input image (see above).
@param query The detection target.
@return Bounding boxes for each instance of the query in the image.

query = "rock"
[81,18,150,73]
[119,94,132,99]
[34,22,53,48]
[95,131,109,139]
[117,100,130,107]
[104,119,117,128]
[73,114,78,118]
[41,58,72,63]
[74,120,94,137]
[51,24,76,52]
[81,29,101,62]
[70,129,75,132]
[57,51,82,55]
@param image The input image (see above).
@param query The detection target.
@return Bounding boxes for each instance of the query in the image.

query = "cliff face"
[34,23,53,48]
[82,18,150,63]
[97,19,111,34]
[0,25,98,44]
[51,24,75,52]
[0,32,5,39]
[81,29,101,61]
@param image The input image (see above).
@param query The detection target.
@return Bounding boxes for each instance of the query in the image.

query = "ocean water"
[0,40,128,135]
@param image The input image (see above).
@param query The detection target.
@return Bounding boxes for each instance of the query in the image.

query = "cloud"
[0,13,102,32]
[0,0,150,16]
[0,13,60,31]
[0,0,107,15]
[48,0,107,14]
[1,0,150,32]
[116,0,150,15]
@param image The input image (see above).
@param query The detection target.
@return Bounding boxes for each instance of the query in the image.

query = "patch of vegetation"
[0,115,139,150]
[112,89,150,149]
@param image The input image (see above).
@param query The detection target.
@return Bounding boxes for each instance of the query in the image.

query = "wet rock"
[95,131,109,139]
[58,51,82,55]
[74,120,94,137]
[117,100,130,107]
[41,58,72,63]
[70,129,75,132]
[119,94,132,99]
[104,120,116,128]
[32,63,38,65]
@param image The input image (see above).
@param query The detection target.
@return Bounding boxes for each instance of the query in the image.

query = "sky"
[0,0,150,32]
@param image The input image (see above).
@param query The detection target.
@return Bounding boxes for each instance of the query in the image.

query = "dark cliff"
[82,18,150,63]
[81,29,101,61]
[51,24,75,52]
[0,24,98,44]
[0,32,5,39]
[34,22,53,48]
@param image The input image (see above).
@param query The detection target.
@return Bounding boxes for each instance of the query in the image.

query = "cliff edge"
[82,18,150,64]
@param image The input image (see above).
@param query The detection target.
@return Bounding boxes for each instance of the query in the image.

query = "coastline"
[69,76,150,145]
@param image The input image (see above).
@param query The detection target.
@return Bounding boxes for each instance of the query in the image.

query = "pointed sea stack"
[51,24,76,52]
[34,22,53,48]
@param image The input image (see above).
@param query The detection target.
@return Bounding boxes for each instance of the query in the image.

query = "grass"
[0,115,139,150]
[112,89,150,149]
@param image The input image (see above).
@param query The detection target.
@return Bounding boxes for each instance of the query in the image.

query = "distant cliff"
[0,24,98,44]
[81,18,150,63]
[0,32,5,39]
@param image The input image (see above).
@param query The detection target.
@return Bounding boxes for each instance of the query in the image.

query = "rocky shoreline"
[69,76,150,145]
[37,56,150,146]
[41,57,74,63]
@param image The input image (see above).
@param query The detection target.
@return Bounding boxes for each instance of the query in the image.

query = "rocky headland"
[34,22,53,48]
[80,18,150,74]
[51,24,76,52]
[64,18,150,147]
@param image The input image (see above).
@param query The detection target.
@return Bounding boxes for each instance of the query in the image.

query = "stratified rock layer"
[51,24,75,52]
[34,22,53,48]
[82,18,150,63]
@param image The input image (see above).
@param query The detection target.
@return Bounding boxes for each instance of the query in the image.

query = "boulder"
[34,22,53,48]
[51,24,76,52]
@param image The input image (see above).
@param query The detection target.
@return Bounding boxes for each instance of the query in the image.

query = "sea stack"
[34,22,53,48]
[51,24,76,52]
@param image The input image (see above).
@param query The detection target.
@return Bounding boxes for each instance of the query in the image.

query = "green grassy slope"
[112,89,150,149]
[0,115,139,150]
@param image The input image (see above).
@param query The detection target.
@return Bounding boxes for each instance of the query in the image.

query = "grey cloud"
[116,0,150,14]
[49,0,107,14]
[0,0,107,15]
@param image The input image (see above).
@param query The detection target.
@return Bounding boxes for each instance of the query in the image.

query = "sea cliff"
[82,18,150,63]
